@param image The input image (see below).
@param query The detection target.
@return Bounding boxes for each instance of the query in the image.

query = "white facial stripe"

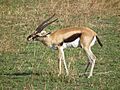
[63,38,80,49]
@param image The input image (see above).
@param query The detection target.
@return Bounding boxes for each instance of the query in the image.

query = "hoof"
[87,75,92,78]
[66,73,69,76]
[58,73,61,77]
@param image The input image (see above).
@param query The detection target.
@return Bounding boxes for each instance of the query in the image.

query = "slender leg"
[58,58,62,76]
[88,48,96,78]
[84,47,96,78]
[62,54,69,76]
[84,60,90,73]
[84,55,92,78]
[88,36,97,78]
[58,46,69,76]
[88,58,95,78]
[58,49,62,76]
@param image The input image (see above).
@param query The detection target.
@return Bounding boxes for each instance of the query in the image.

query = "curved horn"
[27,14,57,41]
[36,14,56,32]
[38,18,58,32]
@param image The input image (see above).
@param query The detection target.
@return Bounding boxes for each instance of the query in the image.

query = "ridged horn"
[36,14,57,33]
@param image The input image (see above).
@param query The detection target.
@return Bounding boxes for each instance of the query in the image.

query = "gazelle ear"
[37,31,51,36]
[40,31,47,35]
[37,31,47,36]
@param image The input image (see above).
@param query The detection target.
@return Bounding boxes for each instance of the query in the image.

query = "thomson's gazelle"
[27,14,103,78]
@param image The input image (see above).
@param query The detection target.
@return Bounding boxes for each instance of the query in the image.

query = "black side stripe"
[59,33,81,46]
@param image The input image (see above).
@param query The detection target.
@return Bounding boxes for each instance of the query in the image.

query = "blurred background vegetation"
[0,0,119,52]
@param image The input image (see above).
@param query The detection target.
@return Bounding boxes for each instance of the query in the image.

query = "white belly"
[62,38,80,49]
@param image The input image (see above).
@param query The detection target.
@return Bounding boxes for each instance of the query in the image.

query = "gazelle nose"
[27,38,30,41]
[27,35,32,41]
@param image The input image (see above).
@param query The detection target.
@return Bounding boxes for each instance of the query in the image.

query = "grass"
[0,0,120,90]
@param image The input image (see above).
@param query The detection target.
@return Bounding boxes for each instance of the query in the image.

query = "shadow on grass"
[0,72,40,76]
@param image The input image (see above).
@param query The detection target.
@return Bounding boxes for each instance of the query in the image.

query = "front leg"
[58,53,62,76]
[58,46,69,76]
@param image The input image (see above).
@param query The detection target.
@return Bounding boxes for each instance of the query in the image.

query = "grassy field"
[0,0,120,90]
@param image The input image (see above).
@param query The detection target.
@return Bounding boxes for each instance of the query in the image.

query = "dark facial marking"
[32,35,40,40]
[27,35,32,41]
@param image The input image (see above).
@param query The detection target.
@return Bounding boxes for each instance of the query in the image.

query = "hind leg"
[88,47,96,78]
[84,58,91,74]
[84,47,96,78]
[81,36,96,78]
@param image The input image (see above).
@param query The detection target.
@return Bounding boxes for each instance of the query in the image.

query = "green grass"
[0,0,120,90]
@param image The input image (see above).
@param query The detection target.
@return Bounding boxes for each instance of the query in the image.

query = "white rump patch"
[90,36,96,47]
[63,38,80,49]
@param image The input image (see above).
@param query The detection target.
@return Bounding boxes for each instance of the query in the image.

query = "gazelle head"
[27,14,58,41]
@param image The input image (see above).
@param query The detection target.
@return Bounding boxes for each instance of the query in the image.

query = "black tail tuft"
[96,36,103,47]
